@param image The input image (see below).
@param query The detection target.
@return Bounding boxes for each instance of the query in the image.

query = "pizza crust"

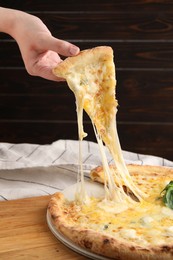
[53,46,114,79]
[48,165,173,260]
[90,164,173,196]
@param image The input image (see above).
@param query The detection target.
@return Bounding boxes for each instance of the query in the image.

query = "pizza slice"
[53,46,117,144]
[53,46,144,204]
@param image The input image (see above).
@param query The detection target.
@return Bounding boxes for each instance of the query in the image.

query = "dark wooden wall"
[0,0,172,161]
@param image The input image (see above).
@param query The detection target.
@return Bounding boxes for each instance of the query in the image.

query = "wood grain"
[0,0,172,162]
[1,0,173,12]
[0,69,172,123]
[1,12,173,40]
[0,195,86,259]
[2,41,173,69]
[0,121,171,161]
[117,123,173,161]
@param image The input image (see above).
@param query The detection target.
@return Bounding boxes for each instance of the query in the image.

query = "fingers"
[27,50,66,81]
[41,35,80,57]
[24,34,80,81]
[52,37,80,56]
[28,62,65,81]
[38,69,65,81]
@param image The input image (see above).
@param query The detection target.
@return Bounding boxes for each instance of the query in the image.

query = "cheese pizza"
[48,46,173,259]
[48,164,173,260]
[53,46,143,206]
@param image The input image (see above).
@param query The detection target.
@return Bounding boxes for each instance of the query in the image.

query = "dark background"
[0,0,172,161]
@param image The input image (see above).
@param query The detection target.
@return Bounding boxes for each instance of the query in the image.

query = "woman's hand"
[0,8,80,81]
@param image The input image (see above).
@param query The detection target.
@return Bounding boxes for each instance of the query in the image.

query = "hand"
[10,11,80,81]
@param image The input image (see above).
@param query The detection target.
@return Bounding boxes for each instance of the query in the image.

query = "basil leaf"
[161,181,173,209]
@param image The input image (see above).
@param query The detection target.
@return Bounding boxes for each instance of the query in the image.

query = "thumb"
[41,35,80,57]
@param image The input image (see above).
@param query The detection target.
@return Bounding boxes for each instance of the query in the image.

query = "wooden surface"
[0,195,86,260]
[0,0,172,160]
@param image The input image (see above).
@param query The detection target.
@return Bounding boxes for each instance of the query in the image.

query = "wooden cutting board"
[0,196,86,260]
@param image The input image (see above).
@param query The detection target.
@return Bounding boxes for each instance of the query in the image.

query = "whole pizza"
[48,164,173,260]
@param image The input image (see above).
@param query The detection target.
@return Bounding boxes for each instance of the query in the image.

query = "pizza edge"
[90,164,173,184]
[52,46,113,78]
[47,165,173,260]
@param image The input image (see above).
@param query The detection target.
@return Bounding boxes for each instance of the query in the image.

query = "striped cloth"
[0,139,172,201]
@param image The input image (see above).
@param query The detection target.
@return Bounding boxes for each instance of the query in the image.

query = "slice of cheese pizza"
[53,46,144,205]
[53,46,117,144]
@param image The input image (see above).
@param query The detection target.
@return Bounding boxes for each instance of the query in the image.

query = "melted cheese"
[62,190,173,247]
[65,48,144,211]
[52,47,173,253]
[75,139,90,204]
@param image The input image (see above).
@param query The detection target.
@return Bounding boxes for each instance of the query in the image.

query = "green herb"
[161,181,173,209]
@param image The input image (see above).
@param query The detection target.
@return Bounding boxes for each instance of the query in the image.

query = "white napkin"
[0,139,172,201]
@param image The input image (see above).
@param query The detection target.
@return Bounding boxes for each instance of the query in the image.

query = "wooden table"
[0,196,86,259]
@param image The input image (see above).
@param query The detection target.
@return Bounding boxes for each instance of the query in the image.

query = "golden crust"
[48,165,173,260]
[125,164,173,184]
[90,164,173,182]
[90,164,173,196]
[53,46,114,79]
